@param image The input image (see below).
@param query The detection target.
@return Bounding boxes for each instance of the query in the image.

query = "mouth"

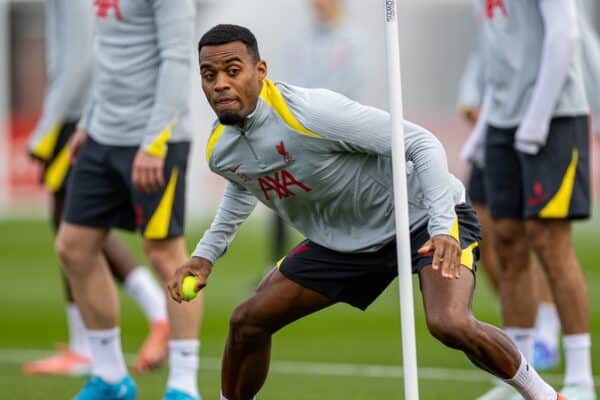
[214,97,239,109]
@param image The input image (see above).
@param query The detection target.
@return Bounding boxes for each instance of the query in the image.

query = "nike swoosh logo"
[100,337,116,346]
[117,384,127,398]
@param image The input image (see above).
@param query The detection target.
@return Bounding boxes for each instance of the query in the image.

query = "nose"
[214,72,230,92]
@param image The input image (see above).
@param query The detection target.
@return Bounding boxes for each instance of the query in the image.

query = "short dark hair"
[198,24,260,62]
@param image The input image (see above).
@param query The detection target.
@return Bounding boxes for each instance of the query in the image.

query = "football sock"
[67,304,91,357]
[563,333,594,389]
[506,353,556,399]
[124,267,167,323]
[88,327,127,383]
[167,340,199,397]
[505,327,535,362]
[534,303,560,350]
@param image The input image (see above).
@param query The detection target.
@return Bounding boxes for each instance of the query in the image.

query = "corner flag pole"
[383,1,419,399]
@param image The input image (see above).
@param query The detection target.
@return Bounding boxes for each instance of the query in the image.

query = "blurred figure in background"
[458,0,600,382]
[23,0,169,377]
[265,0,367,268]
[54,0,202,399]
[461,0,596,399]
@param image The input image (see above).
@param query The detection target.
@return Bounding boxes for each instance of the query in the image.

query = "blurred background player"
[459,0,600,378]
[264,0,367,267]
[22,0,168,377]
[462,0,596,399]
[54,0,202,399]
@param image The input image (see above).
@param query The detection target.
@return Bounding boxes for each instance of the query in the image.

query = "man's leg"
[102,234,169,373]
[143,237,203,398]
[23,190,91,376]
[221,269,335,400]
[419,265,559,400]
[533,264,561,371]
[492,219,539,361]
[55,222,131,388]
[526,220,594,393]
[473,203,500,293]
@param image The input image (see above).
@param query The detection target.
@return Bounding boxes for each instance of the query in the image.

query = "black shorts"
[484,116,590,220]
[64,137,189,239]
[41,121,78,193]
[277,203,481,310]
[467,165,487,205]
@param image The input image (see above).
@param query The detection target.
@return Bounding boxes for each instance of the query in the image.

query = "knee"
[492,221,522,248]
[229,303,269,346]
[426,309,475,349]
[55,233,85,274]
[142,244,171,280]
[525,221,553,255]
[142,239,186,282]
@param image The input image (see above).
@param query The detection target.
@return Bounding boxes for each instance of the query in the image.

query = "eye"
[202,71,215,81]
[227,67,240,77]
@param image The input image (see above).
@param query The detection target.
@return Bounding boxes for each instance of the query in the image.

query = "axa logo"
[486,0,507,19]
[258,169,311,201]
[95,0,122,21]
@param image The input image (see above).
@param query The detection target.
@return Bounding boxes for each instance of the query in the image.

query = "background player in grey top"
[55,1,203,399]
[23,0,170,378]
[460,0,600,381]
[470,1,595,399]
[169,24,564,400]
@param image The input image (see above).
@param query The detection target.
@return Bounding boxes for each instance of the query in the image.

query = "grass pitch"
[1,215,599,399]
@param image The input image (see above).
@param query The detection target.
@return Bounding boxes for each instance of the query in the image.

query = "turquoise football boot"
[162,387,201,400]
[73,375,137,400]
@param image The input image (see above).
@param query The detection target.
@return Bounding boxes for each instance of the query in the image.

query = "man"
[23,0,168,377]
[55,1,203,399]
[459,2,600,380]
[169,24,564,400]
[462,1,596,399]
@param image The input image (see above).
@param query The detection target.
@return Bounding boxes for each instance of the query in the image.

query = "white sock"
[88,327,128,384]
[124,267,167,323]
[167,340,199,397]
[563,333,594,389]
[534,303,560,350]
[67,304,91,357]
[505,327,535,362]
[506,353,556,400]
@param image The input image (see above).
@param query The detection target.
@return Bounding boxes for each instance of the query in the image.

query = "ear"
[256,60,268,80]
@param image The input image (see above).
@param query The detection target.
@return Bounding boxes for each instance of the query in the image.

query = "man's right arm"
[191,182,258,264]
[29,0,94,160]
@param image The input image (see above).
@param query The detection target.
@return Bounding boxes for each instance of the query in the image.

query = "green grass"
[0,215,599,399]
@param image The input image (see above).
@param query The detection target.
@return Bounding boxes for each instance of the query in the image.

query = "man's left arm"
[133,0,195,193]
[292,87,462,277]
[516,0,579,154]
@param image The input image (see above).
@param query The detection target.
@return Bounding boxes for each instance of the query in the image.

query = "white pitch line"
[1,348,598,387]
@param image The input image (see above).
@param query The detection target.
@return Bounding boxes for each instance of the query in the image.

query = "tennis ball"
[182,275,199,301]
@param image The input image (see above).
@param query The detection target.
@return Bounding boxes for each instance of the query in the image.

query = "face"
[311,0,340,24]
[199,41,267,126]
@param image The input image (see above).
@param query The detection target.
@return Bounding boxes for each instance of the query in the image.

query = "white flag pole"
[383,1,419,399]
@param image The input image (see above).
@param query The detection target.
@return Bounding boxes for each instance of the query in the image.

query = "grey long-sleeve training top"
[80,0,195,157]
[193,80,466,264]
